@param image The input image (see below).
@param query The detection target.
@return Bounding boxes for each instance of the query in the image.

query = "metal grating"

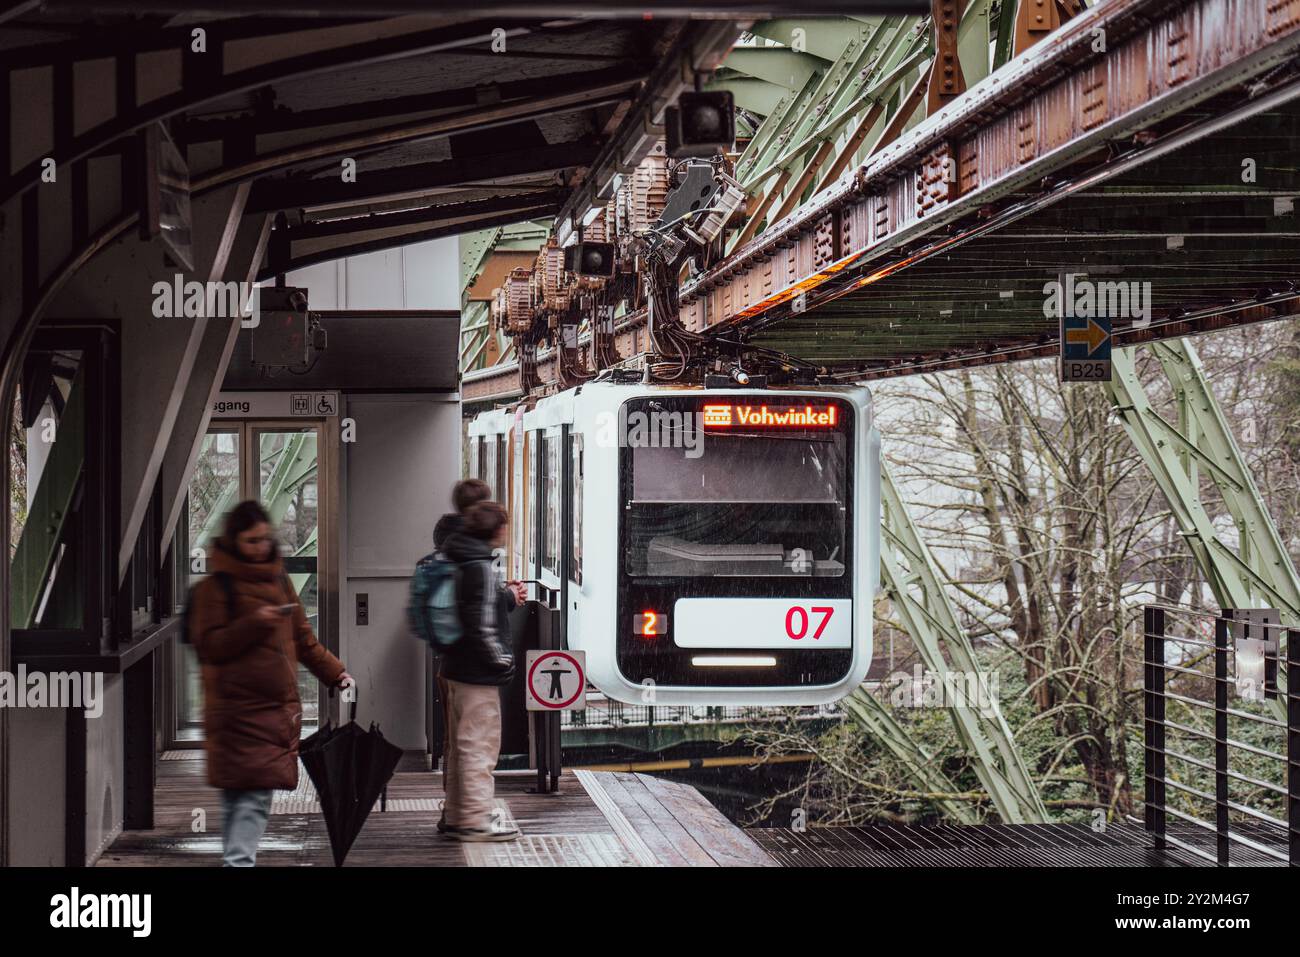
[749,822,1287,867]
[464,833,640,867]
[160,750,203,760]
[268,765,517,824]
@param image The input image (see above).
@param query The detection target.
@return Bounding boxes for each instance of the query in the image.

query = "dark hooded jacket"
[190,540,345,790]
[440,529,516,686]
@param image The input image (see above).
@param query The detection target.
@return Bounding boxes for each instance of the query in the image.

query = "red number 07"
[785,605,834,640]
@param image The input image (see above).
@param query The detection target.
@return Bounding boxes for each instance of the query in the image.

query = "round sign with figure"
[526,650,586,711]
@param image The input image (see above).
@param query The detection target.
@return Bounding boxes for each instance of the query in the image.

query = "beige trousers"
[442,679,503,829]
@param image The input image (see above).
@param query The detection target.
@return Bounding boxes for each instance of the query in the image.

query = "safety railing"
[1143,605,1298,866]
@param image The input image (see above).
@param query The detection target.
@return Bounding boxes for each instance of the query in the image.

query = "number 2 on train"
[785,605,834,640]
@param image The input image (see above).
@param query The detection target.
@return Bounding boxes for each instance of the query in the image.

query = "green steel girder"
[724,1,1005,252]
[707,76,790,116]
[869,461,1051,823]
[736,19,909,188]
[753,19,918,190]
[731,59,829,187]
[1108,339,1299,725]
[749,18,864,61]
[261,433,317,528]
[459,227,504,297]
[726,19,926,251]
[719,46,826,91]
[839,689,982,822]
[1108,340,1300,620]
[459,222,549,374]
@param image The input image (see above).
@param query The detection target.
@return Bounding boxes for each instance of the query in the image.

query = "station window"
[9,325,116,656]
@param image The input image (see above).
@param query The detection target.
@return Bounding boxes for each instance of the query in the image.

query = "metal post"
[1144,606,1166,849]
[1289,627,1299,866]
[1215,612,1231,866]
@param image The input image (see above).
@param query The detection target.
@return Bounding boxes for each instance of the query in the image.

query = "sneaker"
[437,817,465,837]
[452,825,520,843]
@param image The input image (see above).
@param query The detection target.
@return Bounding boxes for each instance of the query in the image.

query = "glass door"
[172,421,327,743]
[252,426,322,728]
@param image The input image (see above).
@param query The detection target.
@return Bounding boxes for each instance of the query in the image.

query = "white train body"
[467,382,881,705]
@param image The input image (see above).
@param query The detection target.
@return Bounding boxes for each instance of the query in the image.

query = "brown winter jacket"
[191,540,345,790]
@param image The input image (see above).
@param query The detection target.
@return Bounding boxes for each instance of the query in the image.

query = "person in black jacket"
[433,478,491,550]
[439,501,520,842]
[432,479,524,837]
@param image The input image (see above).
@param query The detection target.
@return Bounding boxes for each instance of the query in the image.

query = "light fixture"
[691,656,777,668]
[665,90,735,159]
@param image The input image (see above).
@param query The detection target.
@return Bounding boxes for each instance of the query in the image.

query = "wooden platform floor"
[96,752,775,867]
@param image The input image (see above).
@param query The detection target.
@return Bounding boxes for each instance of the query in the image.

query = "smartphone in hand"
[274,604,296,616]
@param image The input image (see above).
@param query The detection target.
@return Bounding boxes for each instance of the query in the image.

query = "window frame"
[11,323,119,659]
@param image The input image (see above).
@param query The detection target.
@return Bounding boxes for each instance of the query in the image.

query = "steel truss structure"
[463,0,1300,402]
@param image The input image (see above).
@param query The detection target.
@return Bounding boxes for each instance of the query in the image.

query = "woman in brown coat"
[191,500,351,866]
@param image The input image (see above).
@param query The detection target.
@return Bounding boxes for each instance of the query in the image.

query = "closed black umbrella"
[299,689,403,866]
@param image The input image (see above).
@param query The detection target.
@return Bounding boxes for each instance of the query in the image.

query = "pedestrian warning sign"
[525,650,586,711]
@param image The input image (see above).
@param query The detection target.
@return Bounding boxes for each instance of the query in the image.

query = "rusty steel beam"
[463,0,1300,401]
[461,290,1300,405]
[825,294,1300,380]
[1013,0,1062,56]
[674,0,1300,336]
[928,0,967,112]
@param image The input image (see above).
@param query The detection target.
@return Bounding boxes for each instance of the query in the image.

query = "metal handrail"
[1143,605,1296,866]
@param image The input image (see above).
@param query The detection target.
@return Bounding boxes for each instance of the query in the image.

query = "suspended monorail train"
[467,382,881,705]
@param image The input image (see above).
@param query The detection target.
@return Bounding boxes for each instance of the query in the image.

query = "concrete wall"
[341,396,461,749]
[284,237,459,310]
[7,708,64,866]
[287,235,462,750]
[84,675,124,864]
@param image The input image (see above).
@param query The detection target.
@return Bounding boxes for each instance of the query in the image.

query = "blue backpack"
[407,552,462,648]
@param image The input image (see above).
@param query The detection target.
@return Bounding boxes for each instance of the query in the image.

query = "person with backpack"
[188,500,353,866]
[437,501,520,842]
[416,479,524,836]
[432,478,491,551]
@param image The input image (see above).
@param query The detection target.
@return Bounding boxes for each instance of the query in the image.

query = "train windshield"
[624,411,848,578]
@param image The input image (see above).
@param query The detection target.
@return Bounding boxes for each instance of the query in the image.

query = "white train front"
[467,383,881,705]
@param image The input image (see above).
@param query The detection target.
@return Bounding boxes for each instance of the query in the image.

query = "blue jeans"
[221,789,272,867]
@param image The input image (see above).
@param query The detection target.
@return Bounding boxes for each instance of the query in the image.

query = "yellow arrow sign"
[1066,319,1109,354]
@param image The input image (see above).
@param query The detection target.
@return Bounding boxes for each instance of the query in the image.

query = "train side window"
[495,435,507,505]
[569,432,582,586]
[541,431,559,576]
[526,431,538,572]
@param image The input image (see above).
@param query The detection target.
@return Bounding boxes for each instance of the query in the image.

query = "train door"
[168,406,338,746]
